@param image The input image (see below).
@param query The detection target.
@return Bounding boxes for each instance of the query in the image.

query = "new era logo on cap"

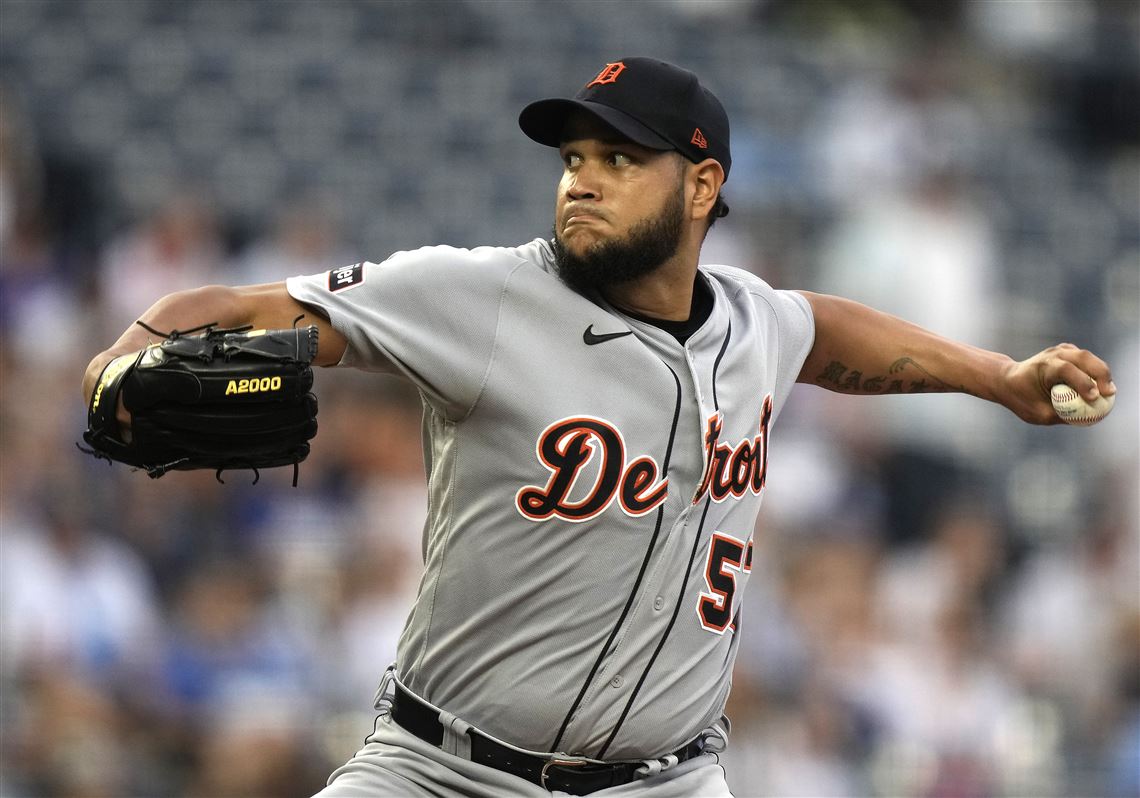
[518,56,732,180]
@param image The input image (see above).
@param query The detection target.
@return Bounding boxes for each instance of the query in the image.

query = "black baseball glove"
[81,322,319,484]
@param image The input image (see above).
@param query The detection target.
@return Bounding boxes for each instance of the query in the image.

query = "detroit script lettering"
[515,394,773,523]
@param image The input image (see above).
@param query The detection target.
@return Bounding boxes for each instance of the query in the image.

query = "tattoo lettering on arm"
[815,357,970,395]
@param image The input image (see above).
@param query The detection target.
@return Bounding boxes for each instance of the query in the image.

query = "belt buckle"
[540,756,591,790]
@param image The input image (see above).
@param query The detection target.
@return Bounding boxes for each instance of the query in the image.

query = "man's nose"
[566,163,601,200]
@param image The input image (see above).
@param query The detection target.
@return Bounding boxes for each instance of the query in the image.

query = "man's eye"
[563,153,582,168]
[609,153,633,166]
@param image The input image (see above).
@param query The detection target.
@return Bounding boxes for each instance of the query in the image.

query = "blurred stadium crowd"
[0,1,1137,796]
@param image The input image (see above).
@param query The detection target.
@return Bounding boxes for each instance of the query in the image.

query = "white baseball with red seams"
[1050,383,1115,425]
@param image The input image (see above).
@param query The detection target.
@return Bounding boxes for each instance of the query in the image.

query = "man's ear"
[688,158,725,222]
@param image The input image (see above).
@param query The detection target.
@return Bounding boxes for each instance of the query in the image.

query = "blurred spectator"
[234,196,352,285]
[814,166,998,363]
[158,560,316,725]
[0,88,86,367]
[1000,512,1136,753]
[809,50,981,209]
[1105,611,1140,798]
[323,540,421,709]
[97,193,226,336]
[812,165,1002,543]
[0,474,166,794]
[853,597,1024,797]
[5,668,135,797]
[807,50,1003,547]
[876,503,1007,650]
[185,712,327,797]
[0,479,161,685]
[0,87,45,266]
[723,671,866,798]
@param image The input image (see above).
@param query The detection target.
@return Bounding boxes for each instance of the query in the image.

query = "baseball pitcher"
[82,58,1115,797]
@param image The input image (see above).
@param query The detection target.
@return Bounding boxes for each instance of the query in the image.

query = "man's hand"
[999,343,1115,425]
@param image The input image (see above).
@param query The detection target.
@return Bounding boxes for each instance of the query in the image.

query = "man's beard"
[551,187,685,295]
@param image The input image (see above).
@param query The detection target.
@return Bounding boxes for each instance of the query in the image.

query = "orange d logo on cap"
[586,62,627,88]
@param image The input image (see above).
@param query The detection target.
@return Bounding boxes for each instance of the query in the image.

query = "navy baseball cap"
[519,57,732,182]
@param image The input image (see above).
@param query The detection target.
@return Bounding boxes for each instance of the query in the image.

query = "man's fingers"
[1049,345,1114,401]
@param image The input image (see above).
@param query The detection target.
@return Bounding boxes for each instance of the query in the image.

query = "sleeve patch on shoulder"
[329,263,364,292]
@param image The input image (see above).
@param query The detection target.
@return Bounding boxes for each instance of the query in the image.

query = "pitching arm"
[794,291,1115,426]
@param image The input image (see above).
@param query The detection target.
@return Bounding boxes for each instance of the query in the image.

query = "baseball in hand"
[1050,384,1114,426]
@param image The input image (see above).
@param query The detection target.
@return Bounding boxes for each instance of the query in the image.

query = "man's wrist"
[980,351,1019,406]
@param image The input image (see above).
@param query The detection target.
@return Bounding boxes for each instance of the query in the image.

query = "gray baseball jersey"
[286,237,814,761]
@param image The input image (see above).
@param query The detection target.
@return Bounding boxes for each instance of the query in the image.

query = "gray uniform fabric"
[287,237,814,777]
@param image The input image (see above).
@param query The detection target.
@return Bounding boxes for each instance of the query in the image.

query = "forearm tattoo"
[814,357,970,395]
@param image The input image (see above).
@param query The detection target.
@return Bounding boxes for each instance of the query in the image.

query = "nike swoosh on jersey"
[583,325,633,345]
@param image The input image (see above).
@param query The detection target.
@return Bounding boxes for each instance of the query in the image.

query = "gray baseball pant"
[313,711,733,797]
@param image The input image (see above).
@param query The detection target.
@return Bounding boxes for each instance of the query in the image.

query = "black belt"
[390,682,705,795]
